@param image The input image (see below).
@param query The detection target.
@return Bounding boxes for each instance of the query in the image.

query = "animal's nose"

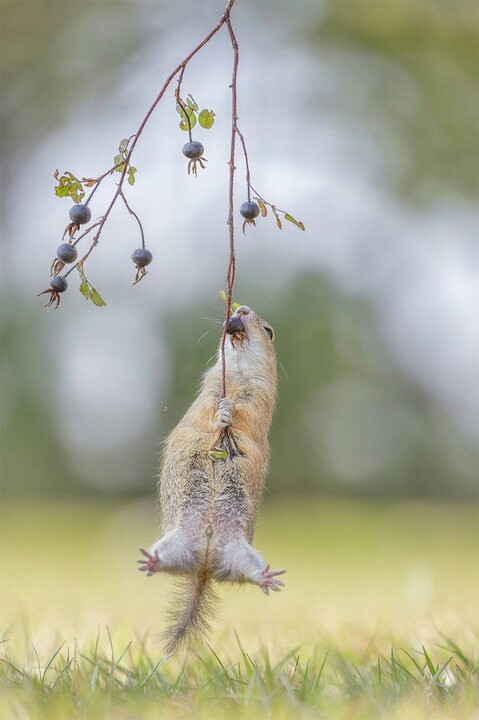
[234,306,251,316]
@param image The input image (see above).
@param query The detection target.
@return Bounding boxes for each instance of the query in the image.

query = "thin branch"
[77,0,238,270]
[119,190,146,249]
[174,66,193,143]
[220,14,239,400]
[236,126,251,202]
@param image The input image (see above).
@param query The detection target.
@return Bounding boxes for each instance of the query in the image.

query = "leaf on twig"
[77,264,107,308]
[79,280,90,301]
[89,288,106,307]
[54,171,85,203]
[271,206,283,230]
[186,94,198,111]
[209,447,228,462]
[176,104,197,131]
[218,291,241,314]
[113,154,125,173]
[118,137,130,154]
[256,198,268,217]
[284,213,305,231]
[198,109,215,129]
[127,167,137,185]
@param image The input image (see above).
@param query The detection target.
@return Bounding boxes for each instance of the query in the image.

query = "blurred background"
[0,0,478,650]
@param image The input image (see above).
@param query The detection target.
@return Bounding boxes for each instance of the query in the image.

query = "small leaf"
[218,290,228,303]
[231,302,241,313]
[54,171,85,202]
[272,206,282,230]
[79,280,90,301]
[89,287,106,307]
[198,109,215,129]
[209,448,228,461]
[127,167,137,185]
[54,185,71,198]
[256,198,268,217]
[113,154,126,173]
[118,138,129,154]
[82,178,98,188]
[177,104,197,131]
[186,94,198,111]
[284,213,305,231]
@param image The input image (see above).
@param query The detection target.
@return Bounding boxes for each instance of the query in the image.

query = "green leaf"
[176,104,196,131]
[209,448,228,461]
[69,183,84,203]
[118,138,129,154]
[231,302,241,313]
[218,290,228,303]
[54,185,71,199]
[127,167,137,186]
[89,288,106,307]
[79,280,90,301]
[113,154,125,173]
[54,172,85,202]
[186,94,198,111]
[256,198,268,218]
[284,213,305,231]
[198,109,215,129]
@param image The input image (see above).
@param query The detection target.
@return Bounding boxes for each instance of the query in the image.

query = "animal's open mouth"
[226,315,244,335]
[226,315,247,346]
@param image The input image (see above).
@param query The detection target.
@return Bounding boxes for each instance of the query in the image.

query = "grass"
[1,498,478,718]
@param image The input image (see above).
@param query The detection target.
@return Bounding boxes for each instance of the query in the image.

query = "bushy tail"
[163,570,218,656]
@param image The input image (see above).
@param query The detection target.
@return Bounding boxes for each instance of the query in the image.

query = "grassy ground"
[0,498,478,718]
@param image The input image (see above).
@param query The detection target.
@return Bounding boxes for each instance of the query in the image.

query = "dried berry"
[50,276,68,293]
[69,204,91,225]
[240,201,260,220]
[56,243,78,264]
[182,141,204,160]
[131,248,153,268]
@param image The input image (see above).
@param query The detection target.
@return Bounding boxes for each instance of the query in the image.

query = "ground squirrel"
[138,305,285,654]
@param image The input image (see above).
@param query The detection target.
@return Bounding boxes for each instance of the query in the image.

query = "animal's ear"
[263,324,274,341]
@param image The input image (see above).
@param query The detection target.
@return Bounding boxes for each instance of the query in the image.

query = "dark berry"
[226,315,245,335]
[240,201,260,220]
[182,141,204,160]
[69,204,91,225]
[131,248,153,268]
[57,243,78,264]
[50,276,68,293]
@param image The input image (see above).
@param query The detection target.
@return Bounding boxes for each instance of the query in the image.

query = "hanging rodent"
[138,305,285,655]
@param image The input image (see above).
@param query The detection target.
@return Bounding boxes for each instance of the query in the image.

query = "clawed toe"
[137,547,160,576]
[256,565,286,595]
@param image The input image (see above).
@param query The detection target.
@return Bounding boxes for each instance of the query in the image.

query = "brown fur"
[144,306,281,654]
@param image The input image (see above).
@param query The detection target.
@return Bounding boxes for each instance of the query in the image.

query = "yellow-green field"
[1,499,478,719]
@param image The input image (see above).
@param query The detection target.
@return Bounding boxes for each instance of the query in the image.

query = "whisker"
[198,316,223,325]
[196,329,211,344]
[277,359,289,379]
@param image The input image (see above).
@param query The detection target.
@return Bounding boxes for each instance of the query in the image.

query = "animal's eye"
[263,325,274,341]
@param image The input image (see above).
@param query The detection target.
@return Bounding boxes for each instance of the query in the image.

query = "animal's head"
[225,305,275,361]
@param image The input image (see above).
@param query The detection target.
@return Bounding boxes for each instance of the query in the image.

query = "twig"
[236,126,251,202]
[119,191,146,249]
[77,0,238,270]
[220,14,239,400]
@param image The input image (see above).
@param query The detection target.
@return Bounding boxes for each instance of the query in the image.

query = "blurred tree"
[310,0,479,201]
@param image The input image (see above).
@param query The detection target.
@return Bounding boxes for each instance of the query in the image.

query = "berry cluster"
[39,3,304,311]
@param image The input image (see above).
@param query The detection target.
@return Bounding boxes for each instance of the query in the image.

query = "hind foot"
[137,547,160,576]
[251,565,286,595]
